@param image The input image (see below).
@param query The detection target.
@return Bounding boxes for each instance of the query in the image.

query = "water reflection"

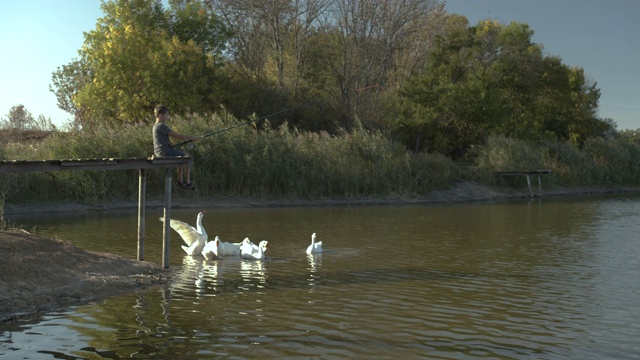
[173,256,203,294]
[306,253,323,290]
[307,253,322,272]
[3,195,640,358]
[239,259,268,288]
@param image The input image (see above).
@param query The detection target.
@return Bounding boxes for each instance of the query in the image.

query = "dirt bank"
[1,181,527,216]
[0,230,167,323]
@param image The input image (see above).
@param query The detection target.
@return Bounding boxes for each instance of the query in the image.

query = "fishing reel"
[186,143,196,150]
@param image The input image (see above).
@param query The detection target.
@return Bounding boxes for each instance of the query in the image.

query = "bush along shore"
[2,114,640,207]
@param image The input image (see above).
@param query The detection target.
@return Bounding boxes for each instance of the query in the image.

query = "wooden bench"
[493,169,551,198]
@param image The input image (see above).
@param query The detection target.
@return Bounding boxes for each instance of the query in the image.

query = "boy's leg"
[176,167,184,184]
[185,166,191,184]
[182,151,191,184]
[178,166,195,190]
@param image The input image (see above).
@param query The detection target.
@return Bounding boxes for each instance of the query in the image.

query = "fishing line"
[174,84,380,149]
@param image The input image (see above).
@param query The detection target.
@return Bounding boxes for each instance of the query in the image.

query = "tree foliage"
[327,0,444,127]
[2,105,35,130]
[210,0,335,129]
[1,105,56,132]
[398,19,609,156]
[47,1,619,161]
[395,17,614,158]
[209,0,443,132]
[51,0,229,127]
[50,59,91,124]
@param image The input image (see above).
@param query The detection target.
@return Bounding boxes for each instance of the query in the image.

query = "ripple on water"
[4,199,640,358]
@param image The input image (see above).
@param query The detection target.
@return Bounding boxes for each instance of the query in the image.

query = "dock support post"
[137,169,146,261]
[162,168,172,268]
[537,174,543,197]
[526,174,533,198]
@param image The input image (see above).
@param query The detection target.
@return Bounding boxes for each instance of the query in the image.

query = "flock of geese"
[160,211,323,261]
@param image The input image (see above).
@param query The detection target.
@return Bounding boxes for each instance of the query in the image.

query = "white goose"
[160,211,207,256]
[306,232,323,254]
[240,238,269,260]
[239,237,256,254]
[201,236,222,260]
[219,240,243,256]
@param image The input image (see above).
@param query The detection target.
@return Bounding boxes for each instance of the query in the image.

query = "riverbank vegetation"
[2,115,640,205]
[0,114,459,202]
[2,0,639,205]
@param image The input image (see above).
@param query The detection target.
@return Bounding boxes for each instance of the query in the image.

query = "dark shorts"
[162,148,186,157]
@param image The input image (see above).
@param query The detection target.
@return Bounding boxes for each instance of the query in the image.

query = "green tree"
[2,105,35,130]
[565,67,611,144]
[210,0,443,132]
[51,0,229,127]
[396,17,613,157]
[210,0,333,130]
[50,59,91,126]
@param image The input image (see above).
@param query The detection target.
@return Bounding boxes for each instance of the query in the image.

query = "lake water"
[2,195,640,359]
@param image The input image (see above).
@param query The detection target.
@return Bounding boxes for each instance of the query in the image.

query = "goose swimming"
[240,239,269,260]
[160,211,207,255]
[306,232,323,254]
[219,240,243,256]
[201,236,222,260]
[239,237,257,253]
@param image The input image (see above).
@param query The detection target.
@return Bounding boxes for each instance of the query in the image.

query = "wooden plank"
[137,169,146,261]
[162,168,173,269]
[60,159,117,167]
[0,157,192,173]
[151,156,192,164]
[493,169,551,176]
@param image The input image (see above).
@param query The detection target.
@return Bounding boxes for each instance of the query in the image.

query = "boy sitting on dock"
[152,105,199,190]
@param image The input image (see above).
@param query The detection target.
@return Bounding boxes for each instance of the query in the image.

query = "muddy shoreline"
[0,231,167,324]
[6,181,635,217]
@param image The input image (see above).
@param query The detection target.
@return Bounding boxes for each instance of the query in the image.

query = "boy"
[153,105,199,190]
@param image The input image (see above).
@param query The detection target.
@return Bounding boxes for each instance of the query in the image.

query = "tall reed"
[3,122,639,204]
[476,134,640,188]
[1,113,460,203]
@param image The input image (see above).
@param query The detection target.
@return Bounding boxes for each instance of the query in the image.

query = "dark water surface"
[2,195,640,359]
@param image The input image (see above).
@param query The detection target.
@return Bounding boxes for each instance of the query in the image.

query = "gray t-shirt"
[153,122,173,156]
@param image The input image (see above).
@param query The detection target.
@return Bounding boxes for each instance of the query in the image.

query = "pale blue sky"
[0,0,103,128]
[1,0,638,130]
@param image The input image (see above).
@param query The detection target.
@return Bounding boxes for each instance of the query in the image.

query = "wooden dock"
[0,156,193,268]
[493,169,551,198]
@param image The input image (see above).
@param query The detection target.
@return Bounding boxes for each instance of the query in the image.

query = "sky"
[0,0,638,130]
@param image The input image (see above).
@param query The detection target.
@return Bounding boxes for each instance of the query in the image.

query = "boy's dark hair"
[154,105,169,117]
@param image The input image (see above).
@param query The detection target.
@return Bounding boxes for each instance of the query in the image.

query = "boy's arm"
[168,131,199,142]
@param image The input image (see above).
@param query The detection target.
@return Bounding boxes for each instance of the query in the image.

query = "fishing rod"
[173,102,309,149]
[174,84,380,149]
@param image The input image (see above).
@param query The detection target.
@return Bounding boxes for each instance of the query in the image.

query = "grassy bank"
[2,114,640,205]
[0,113,459,203]
[476,134,640,188]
